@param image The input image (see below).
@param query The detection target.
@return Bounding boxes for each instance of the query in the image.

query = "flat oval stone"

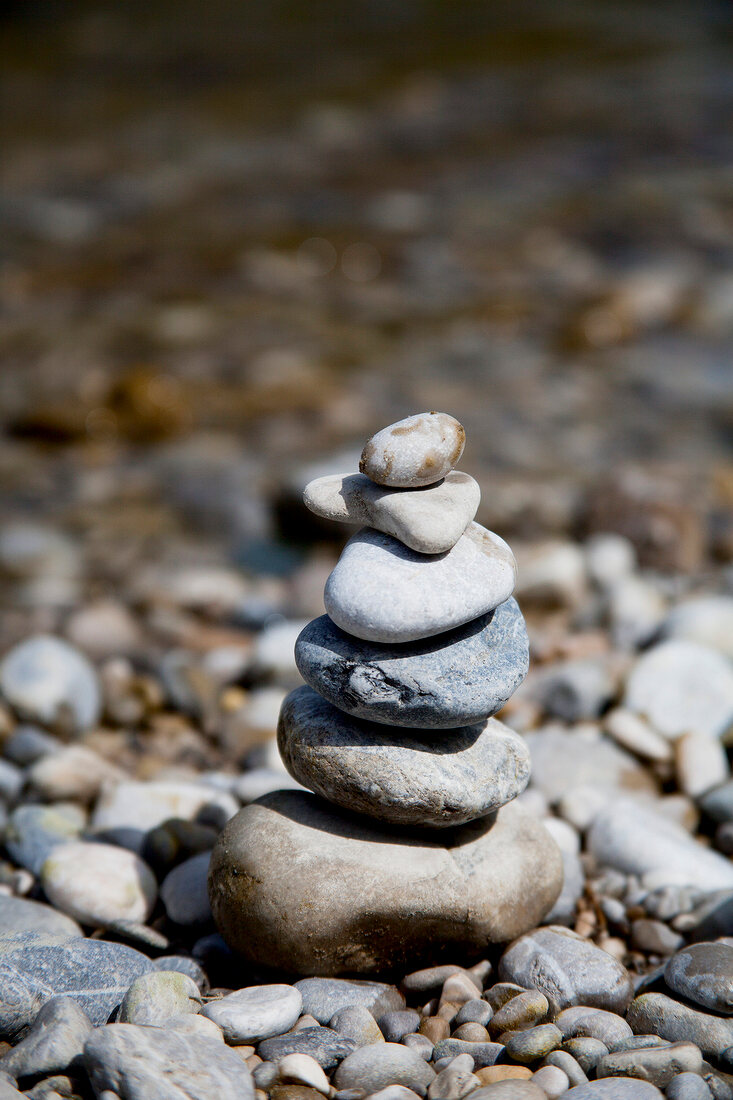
[208,790,562,975]
[202,985,303,1044]
[324,524,516,644]
[295,598,528,729]
[303,471,480,555]
[664,942,733,1015]
[278,687,530,828]
[40,842,157,927]
[360,412,465,488]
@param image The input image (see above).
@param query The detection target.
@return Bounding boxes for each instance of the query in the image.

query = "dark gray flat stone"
[258,1026,358,1070]
[664,942,733,1015]
[278,686,530,827]
[0,932,154,1039]
[294,598,528,728]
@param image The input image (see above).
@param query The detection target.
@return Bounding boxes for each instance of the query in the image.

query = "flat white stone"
[360,412,465,488]
[303,471,480,555]
[202,984,303,1044]
[40,841,157,927]
[324,523,516,643]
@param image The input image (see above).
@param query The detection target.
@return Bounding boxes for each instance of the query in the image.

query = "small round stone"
[490,991,549,1035]
[664,942,733,1015]
[324,524,516,644]
[278,686,531,827]
[161,852,212,926]
[118,971,203,1026]
[378,1011,421,1043]
[295,599,529,729]
[40,842,157,927]
[359,413,465,488]
[504,1023,563,1063]
[202,985,303,1044]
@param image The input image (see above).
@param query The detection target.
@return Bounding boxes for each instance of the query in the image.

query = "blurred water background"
[2,0,733,626]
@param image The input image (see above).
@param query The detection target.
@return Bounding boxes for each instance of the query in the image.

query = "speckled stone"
[664,942,733,1015]
[84,1023,255,1099]
[359,412,465,489]
[294,598,528,729]
[0,932,153,1038]
[277,687,530,827]
[209,791,562,975]
[324,524,516,644]
[499,927,633,1015]
[303,471,480,554]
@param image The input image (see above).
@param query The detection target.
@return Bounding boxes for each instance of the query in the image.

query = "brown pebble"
[439,973,482,1008]
[419,1016,450,1043]
[451,1023,489,1042]
[271,1088,326,1100]
[490,990,549,1036]
[246,1055,262,1071]
[483,983,526,1012]
[436,1002,460,1023]
[476,1066,533,1083]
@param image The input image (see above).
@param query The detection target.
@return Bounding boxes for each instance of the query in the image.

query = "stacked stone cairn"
[209,413,562,974]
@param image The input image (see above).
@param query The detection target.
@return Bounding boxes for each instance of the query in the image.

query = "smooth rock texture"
[202,985,303,1043]
[294,599,529,729]
[587,799,733,890]
[595,1042,703,1088]
[0,634,101,732]
[323,524,516,644]
[0,932,153,1038]
[278,687,530,827]
[627,992,733,1058]
[562,1083,664,1098]
[118,971,202,1026]
[0,896,82,940]
[333,1043,436,1093]
[624,640,733,739]
[0,997,92,1081]
[359,412,465,488]
[84,1022,255,1099]
[209,791,562,975]
[664,942,733,1015]
[498,927,633,1015]
[295,979,404,1024]
[40,841,157,927]
[303,471,480,554]
[161,852,212,926]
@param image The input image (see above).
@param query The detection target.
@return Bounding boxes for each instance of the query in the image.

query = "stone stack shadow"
[209,414,563,975]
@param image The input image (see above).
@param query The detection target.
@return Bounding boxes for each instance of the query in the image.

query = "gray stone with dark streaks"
[278,686,530,827]
[0,932,154,1039]
[294,598,529,729]
[258,1026,358,1070]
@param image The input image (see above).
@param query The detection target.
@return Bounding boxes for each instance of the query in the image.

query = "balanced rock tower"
[209,413,562,974]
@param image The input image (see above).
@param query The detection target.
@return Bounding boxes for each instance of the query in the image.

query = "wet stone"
[294,599,528,730]
[278,686,531,827]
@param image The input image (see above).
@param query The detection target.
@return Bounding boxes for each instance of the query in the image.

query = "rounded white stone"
[40,841,157,926]
[359,412,465,488]
[324,523,516,643]
[202,984,303,1044]
[0,634,101,732]
[624,639,733,740]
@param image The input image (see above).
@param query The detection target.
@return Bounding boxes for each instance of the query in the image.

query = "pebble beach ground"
[2,2,733,1097]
